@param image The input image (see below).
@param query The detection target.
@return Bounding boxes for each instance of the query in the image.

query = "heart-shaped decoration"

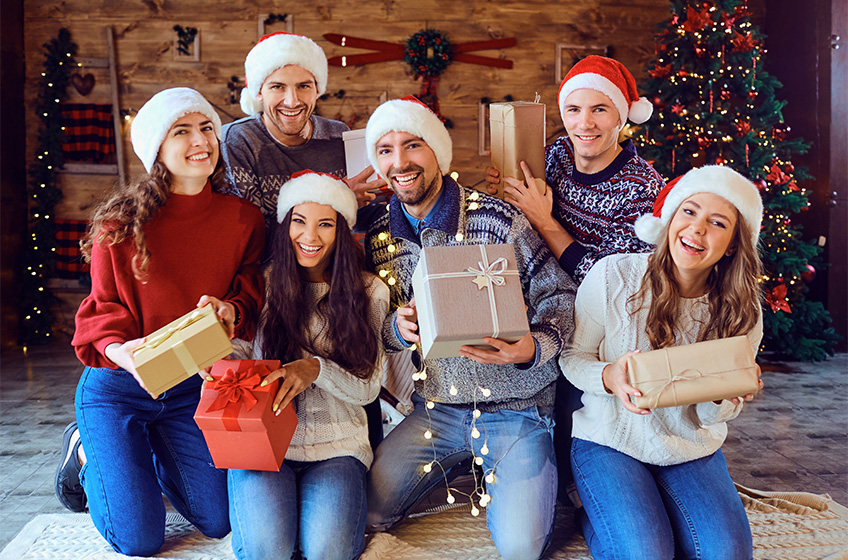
[70,73,95,96]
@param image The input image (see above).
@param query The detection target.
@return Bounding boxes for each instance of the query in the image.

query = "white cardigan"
[558,253,763,466]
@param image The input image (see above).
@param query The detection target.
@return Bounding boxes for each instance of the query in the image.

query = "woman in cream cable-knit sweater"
[559,166,765,560]
[227,171,388,560]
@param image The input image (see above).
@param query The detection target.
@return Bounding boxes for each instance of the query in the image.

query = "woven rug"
[3,486,847,559]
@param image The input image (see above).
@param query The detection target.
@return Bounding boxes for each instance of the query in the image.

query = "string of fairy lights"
[376,179,512,515]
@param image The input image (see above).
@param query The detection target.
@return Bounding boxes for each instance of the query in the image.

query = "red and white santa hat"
[240,32,328,116]
[365,96,453,179]
[557,55,653,127]
[634,165,763,247]
[276,170,357,228]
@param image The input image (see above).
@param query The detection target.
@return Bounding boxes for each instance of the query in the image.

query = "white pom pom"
[634,214,663,245]
[240,88,262,116]
[628,97,653,124]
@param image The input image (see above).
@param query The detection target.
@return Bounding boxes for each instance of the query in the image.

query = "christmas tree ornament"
[800,264,816,283]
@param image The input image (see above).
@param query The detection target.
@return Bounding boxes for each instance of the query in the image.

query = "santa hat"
[634,165,763,247]
[276,170,357,228]
[558,55,653,127]
[365,96,453,179]
[130,87,222,173]
[240,32,328,116]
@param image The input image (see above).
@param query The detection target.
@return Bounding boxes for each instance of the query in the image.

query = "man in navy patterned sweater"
[363,96,576,560]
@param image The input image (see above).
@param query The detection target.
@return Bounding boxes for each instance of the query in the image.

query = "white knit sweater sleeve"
[311,276,388,405]
[558,256,612,396]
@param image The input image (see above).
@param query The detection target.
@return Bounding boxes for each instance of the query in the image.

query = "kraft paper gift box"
[489,101,547,197]
[626,336,759,409]
[194,359,298,471]
[412,244,530,360]
[132,304,233,397]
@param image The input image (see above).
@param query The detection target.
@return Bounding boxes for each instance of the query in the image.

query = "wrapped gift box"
[342,128,377,181]
[412,244,530,360]
[133,304,232,397]
[489,101,546,198]
[194,360,298,471]
[627,336,759,409]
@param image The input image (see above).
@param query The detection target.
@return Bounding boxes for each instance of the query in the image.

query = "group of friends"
[54,31,765,560]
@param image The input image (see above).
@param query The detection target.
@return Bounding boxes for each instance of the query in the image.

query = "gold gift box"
[627,336,759,409]
[133,304,233,397]
[412,244,530,360]
[489,101,547,197]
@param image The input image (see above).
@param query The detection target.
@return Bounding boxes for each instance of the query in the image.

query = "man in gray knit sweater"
[221,32,383,241]
[363,97,576,560]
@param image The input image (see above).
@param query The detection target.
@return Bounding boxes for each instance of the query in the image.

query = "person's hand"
[502,161,556,232]
[459,332,536,365]
[104,338,158,398]
[721,364,764,406]
[197,295,236,339]
[602,350,651,415]
[484,165,500,195]
[261,357,321,414]
[396,298,419,344]
[344,166,385,208]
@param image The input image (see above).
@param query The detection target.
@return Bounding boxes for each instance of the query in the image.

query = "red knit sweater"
[72,182,266,369]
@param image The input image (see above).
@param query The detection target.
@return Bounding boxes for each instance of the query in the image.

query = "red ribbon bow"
[206,364,271,417]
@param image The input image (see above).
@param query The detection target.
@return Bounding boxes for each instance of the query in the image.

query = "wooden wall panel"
[24,0,674,218]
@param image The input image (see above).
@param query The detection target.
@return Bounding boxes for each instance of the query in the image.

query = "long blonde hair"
[628,211,763,349]
[80,158,228,281]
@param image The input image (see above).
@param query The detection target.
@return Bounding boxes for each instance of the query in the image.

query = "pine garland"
[22,28,77,345]
[632,0,840,360]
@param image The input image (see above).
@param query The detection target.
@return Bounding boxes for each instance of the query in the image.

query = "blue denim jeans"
[228,456,367,560]
[367,393,557,560]
[571,438,753,560]
[75,366,229,556]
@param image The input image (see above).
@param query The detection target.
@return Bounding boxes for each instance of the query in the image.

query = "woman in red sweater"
[55,88,265,556]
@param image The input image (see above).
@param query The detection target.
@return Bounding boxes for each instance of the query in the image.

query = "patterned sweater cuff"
[558,242,588,278]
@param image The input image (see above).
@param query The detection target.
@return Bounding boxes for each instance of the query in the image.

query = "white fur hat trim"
[240,32,328,116]
[365,97,453,179]
[635,165,763,247]
[130,87,222,173]
[276,170,357,228]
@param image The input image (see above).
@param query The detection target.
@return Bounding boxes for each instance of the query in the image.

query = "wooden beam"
[104,25,125,185]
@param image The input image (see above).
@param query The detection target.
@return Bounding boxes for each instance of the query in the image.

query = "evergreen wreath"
[404,29,453,77]
[23,28,77,345]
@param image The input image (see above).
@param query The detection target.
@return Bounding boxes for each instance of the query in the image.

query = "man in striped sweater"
[363,96,576,560]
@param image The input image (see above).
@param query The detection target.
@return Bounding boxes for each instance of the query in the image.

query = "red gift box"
[194,359,298,471]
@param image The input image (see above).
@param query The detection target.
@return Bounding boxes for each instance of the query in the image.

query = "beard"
[387,164,439,207]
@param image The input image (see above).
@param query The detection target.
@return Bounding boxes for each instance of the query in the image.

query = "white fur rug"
[3,486,847,560]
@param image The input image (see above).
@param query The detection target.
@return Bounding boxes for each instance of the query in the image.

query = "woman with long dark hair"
[56,88,265,556]
[559,166,765,559]
[228,170,388,560]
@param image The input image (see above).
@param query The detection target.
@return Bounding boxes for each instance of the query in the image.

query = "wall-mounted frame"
[555,43,609,84]
[173,27,200,62]
[258,13,294,38]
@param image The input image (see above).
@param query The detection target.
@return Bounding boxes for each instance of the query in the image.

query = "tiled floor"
[0,336,846,550]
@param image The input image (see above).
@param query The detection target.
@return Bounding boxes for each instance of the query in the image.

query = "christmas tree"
[632,0,840,361]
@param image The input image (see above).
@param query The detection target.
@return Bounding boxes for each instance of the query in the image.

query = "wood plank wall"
[22,0,684,220]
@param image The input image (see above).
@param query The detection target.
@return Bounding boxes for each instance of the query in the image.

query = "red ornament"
[748,90,758,99]
[683,6,713,33]
[715,155,727,165]
[735,121,752,136]
[695,45,708,57]
[671,103,684,115]
[732,31,757,53]
[766,164,790,185]
[801,264,816,283]
[753,178,768,192]
[678,69,689,77]
[652,95,662,105]
[697,135,712,149]
[649,63,672,78]
[772,126,788,141]
[765,284,792,314]
[720,88,731,100]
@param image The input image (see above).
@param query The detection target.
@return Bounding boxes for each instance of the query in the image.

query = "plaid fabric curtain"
[54,219,90,278]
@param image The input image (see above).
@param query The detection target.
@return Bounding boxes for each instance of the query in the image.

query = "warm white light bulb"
[471,428,480,439]
[449,385,458,396]
[475,456,484,466]
[424,430,432,440]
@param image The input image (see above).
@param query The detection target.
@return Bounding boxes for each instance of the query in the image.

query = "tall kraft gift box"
[627,336,760,409]
[132,303,233,397]
[412,244,530,360]
[489,101,547,197]
[194,359,298,471]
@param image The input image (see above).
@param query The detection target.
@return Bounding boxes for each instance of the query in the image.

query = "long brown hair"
[629,211,763,349]
[80,158,228,280]
[260,210,379,379]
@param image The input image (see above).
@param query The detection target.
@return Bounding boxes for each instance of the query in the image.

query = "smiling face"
[375,131,443,219]
[561,88,623,174]
[289,202,338,282]
[158,112,218,195]
[257,65,319,146]
[667,192,738,295]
